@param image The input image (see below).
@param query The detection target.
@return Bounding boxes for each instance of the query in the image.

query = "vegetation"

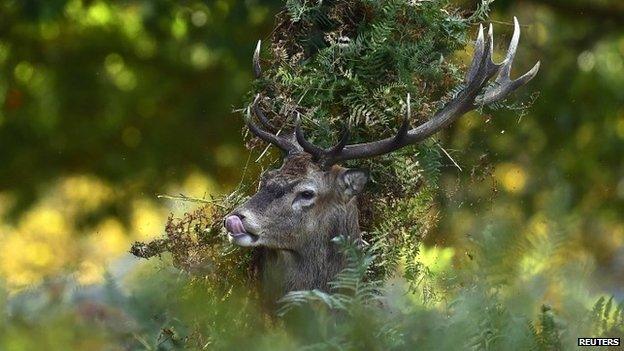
[0,0,623,350]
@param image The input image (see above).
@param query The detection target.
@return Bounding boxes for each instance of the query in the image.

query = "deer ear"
[339,169,369,197]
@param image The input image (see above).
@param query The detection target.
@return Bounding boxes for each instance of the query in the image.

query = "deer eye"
[299,190,315,200]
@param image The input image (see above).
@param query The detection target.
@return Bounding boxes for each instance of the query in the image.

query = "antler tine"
[251,41,278,131]
[309,18,538,167]
[465,24,485,83]
[294,113,324,160]
[253,40,262,78]
[395,93,412,142]
[482,23,504,81]
[476,17,541,105]
[328,124,350,155]
[252,94,278,132]
[500,17,521,80]
[294,112,353,166]
[245,107,297,154]
[245,40,301,155]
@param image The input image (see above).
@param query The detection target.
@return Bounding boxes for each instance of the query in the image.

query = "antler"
[312,17,540,167]
[245,40,300,155]
[246,40,349,158]
[245,18,539,168]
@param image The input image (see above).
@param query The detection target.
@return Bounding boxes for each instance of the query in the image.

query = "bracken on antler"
[245,18,539,169]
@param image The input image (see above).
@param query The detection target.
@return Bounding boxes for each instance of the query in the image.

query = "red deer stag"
[224,18,540,299]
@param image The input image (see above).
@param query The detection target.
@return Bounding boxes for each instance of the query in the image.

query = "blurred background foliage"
[0,0,623,349]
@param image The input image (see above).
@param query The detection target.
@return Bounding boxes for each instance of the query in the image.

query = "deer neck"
[260,200,361,296]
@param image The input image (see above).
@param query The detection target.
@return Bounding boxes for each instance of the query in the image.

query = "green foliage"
[530,305,563,351]
[2,0,624,350]
[4,218,623,350]
[591,297,624,339]
[251,0,476,286]
[259,0,471,141]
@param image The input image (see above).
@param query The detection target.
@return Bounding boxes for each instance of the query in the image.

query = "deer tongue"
[225,215,246,235]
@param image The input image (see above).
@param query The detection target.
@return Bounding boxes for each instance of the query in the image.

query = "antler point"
[253,40,262,78]
[523,61,541,79]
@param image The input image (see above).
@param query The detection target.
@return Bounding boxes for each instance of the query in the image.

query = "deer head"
[225,154,367,250]
[225,18,539,295]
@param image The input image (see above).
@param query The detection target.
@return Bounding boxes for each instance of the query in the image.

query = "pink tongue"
[225,215,246,234]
